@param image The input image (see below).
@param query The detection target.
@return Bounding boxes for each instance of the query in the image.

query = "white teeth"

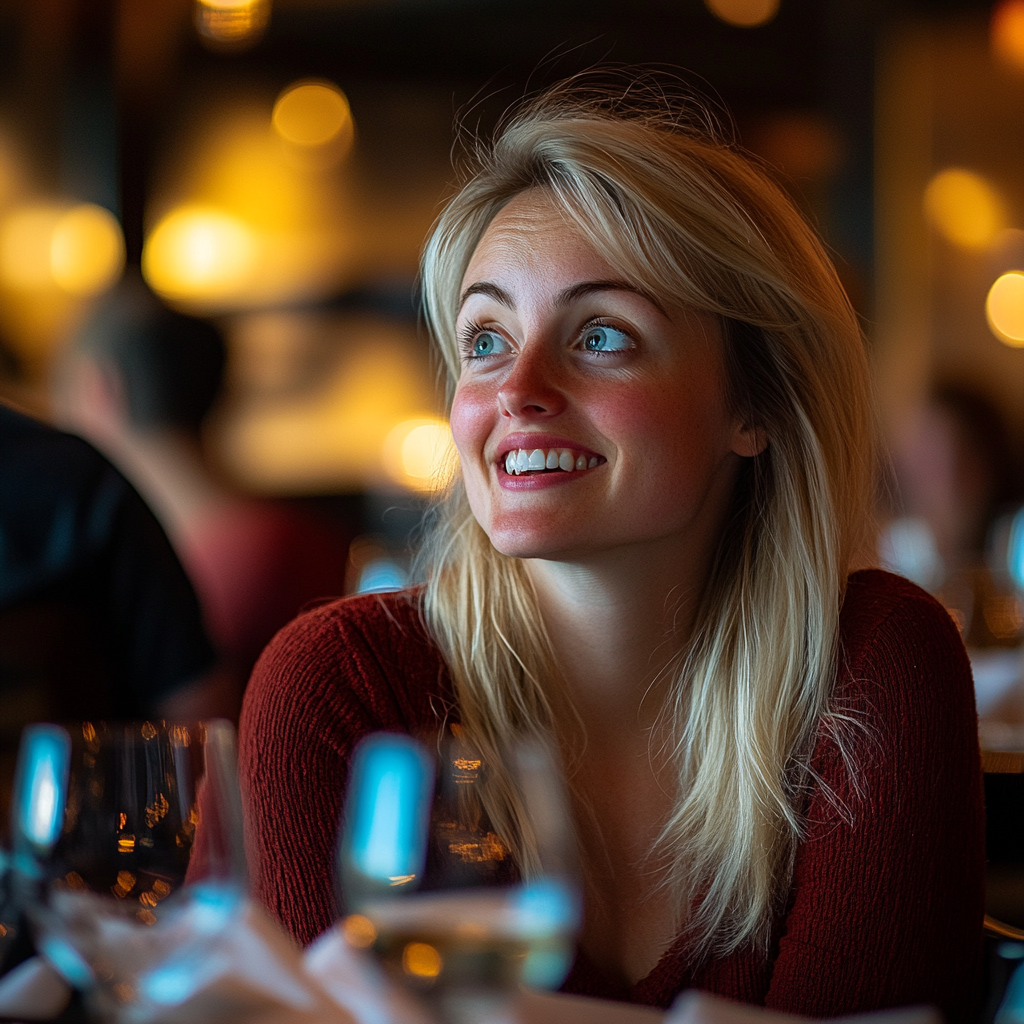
[502,447,601,475]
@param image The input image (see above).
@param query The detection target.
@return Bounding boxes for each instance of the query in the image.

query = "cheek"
[448,386,488,458]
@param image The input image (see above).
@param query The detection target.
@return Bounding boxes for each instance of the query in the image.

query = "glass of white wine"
[338,727,580,1024]
[11,719,247,1022]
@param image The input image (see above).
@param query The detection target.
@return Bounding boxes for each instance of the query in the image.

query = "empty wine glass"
[11,719,246,1021]
[338,726,580,1024]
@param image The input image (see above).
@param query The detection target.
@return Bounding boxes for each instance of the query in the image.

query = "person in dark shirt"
[52,278,350,711]
[0,402,223,798]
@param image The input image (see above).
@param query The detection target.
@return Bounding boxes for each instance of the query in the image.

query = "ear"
[731,420,768,458]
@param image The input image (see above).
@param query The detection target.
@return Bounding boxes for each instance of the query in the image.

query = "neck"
[524,536,712,733]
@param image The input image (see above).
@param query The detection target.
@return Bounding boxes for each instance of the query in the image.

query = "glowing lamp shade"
[0,206,64,289]
[343,734,433,893]
[704,0,779,28]
[923,169,1005,249]
[992,0,1024,72]
[194,0,269,46]
[51,205,125,296]
[13,725,71,853]
[0,204,124,295]
[987,272,1024,347]
[273,81,354,150]
[143,206,256,301]
[382,417,456,492]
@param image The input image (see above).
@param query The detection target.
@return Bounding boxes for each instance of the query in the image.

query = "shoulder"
[257,588,434,667]
[243,589,451,737]
[0,405,153,603]
[830,568,977,785]
[839,568,969,686]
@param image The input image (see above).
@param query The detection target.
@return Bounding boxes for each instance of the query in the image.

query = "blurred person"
[883,384,1023,651]
[891,384,1016,574]
[241,79,983,1018]
[52,279,350,715]
[0,401,224,794]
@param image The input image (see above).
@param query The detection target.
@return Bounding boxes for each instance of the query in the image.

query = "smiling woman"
[238,77,984,1021]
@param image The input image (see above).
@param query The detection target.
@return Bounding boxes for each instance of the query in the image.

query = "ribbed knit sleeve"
[238,590,450,946]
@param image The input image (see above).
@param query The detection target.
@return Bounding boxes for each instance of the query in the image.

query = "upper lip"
[494,433,602,462]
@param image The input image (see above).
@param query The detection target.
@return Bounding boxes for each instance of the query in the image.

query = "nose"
[497,344,566,420]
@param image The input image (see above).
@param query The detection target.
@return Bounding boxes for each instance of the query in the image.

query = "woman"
[240,81,984,1018]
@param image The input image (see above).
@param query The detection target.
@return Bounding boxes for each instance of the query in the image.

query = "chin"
[483,526,592,562]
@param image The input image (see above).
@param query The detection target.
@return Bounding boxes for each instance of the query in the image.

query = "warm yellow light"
[342,914,377,949]
[987,272,1024,347]
[402,942,442,979]
[992,0,1024,72]
[382,417,456,492]
[50,204,125,296]
[0,206,64,289]
[142,205,256,301]
[272,81,354,150]
[705,0,779,28]
[194,0,269,46]
[923,168,1005,249]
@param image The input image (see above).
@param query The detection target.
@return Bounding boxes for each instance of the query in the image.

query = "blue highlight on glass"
[13,725,71,856]
[343,734,434,893]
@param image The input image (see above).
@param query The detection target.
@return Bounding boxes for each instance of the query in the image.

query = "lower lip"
[497,465,601,490]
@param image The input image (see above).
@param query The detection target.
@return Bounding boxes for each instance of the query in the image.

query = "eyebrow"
[457,279,668,317]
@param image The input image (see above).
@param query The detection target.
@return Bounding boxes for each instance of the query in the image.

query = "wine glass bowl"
[339,728,580,1024]
[12,719,245,1019]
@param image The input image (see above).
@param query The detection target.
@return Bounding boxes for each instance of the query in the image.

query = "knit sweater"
[239,569,985,1020]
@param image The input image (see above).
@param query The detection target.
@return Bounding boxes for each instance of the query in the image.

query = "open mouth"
[501,447,603,476]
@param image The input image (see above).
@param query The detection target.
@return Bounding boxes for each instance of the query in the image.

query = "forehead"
[461,190,619,290]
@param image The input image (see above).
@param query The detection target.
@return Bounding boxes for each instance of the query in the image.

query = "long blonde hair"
[416,79,874,958]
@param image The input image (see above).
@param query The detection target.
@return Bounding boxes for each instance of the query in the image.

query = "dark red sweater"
[239,569,985,1020]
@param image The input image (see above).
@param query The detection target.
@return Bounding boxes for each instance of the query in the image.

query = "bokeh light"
[704,0,779,28]
[50,205,125,296]
[382,417,456,492]
[992,0,1024,73]
[987,272,1024,346]
[142,205,256,301]
[273,81,354,151]
[0,207,64,289]
[923,168,1005,249]
[194,0,269,48]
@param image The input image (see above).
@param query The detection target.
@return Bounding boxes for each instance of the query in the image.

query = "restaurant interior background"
[0,0,1019,580]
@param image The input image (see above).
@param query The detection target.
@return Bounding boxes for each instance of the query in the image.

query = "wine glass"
[338,726,580,1024]
[10,719,246,1021]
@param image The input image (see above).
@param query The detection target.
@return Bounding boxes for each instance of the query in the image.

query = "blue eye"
[583,325,630,353]
[471,331,508,357]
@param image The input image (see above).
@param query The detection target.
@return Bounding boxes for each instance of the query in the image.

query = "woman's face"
[450,190,760,563]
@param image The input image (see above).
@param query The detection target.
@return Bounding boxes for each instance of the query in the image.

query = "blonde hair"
[416,79,874,958]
